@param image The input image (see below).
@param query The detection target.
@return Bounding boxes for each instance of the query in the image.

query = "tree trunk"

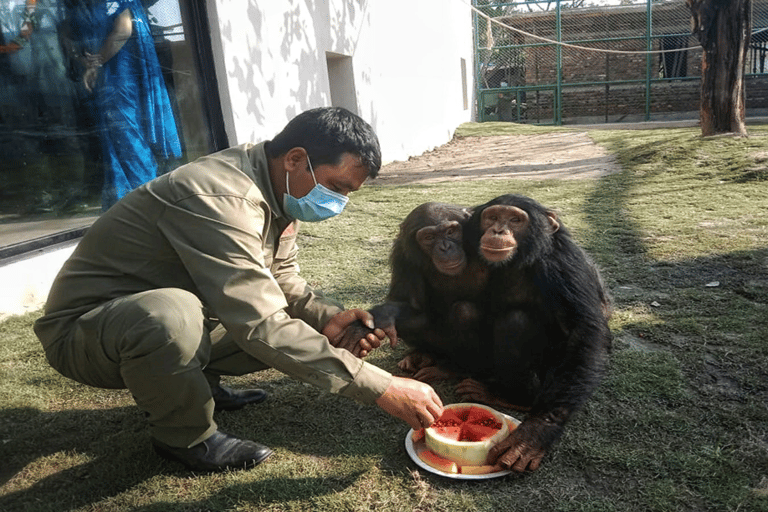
[687,0,751,136]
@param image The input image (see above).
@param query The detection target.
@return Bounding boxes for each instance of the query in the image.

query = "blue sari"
[68,0,181,209]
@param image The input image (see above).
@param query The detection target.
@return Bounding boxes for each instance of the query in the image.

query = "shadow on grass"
[212,371,412,458]
[125,472,367,511]
[581,168,647,262]
[561,165,768,507]
[0,406,161,510]
[0,401,371,511]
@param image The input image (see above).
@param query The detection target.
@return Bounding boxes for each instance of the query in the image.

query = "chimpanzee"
[372,202,492,376]
[329,202,489,369]
[455,193,612,473]
[333,196,610,473]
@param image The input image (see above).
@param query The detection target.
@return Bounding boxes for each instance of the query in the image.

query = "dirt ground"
[374,131,621,185]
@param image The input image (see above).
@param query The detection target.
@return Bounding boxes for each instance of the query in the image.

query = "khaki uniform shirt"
[35,142,392,404]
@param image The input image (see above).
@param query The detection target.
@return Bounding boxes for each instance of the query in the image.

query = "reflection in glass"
[1,0,86,215]
[1,0,214,253]
[63,0,181,210]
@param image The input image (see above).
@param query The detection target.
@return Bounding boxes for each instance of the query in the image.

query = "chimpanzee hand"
[367,302,401,344]
[486,415,564,473]
[323,309,386,358]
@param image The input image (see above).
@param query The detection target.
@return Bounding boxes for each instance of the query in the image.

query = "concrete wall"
[0,243,77,321]
[207,0,475,162]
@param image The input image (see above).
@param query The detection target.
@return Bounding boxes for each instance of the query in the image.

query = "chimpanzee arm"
[533,311,611,419]
[488,316,609,472]
[490,261,611,472]
[534,256,612,416]
[329,265,430,356]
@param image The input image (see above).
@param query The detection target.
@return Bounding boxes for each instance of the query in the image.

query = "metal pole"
[473,0,482,121]
[556,0,563,125]
[645,0,652,121]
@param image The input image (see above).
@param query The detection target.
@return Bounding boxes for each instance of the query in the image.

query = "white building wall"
[208,0,475,162]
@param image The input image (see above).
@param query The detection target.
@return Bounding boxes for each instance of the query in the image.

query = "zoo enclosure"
[474,0,768,125]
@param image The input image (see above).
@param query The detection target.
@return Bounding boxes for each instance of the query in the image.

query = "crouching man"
[34,107,443,472]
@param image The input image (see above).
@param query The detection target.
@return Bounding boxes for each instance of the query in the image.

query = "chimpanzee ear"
[546,212,560,234]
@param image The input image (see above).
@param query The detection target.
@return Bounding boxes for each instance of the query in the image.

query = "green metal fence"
[473,0,768,125]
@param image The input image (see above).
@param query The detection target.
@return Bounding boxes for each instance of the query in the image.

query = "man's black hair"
[266,107,382,178]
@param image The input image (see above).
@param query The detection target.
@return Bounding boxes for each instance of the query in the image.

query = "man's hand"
[323,309,388,358]
[375,376,444,430]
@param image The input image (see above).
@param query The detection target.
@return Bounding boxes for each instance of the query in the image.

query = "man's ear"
[284,147,308,173]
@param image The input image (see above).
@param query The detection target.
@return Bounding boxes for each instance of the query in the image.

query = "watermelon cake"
[424,403,510,466]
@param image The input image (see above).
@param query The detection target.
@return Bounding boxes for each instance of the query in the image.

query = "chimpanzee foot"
[413,364,455,383]
[455,378,532,412]
[397,351,437,374]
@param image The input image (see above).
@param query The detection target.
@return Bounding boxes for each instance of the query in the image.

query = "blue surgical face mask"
[283,157,349,222]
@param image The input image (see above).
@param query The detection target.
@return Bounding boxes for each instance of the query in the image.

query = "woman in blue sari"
[66,0,181,210]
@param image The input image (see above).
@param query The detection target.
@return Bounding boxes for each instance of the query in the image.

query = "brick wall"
[515,76,768,123]
[505,2,702,86]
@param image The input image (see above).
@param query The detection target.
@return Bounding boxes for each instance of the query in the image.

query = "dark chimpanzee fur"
[456,193,612,472]
[367,202,491,375]
[328,202,486,362]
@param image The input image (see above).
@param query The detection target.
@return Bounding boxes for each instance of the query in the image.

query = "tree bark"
[687,0,751,136]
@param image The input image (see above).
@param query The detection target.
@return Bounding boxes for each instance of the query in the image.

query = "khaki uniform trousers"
[45,288,269,448]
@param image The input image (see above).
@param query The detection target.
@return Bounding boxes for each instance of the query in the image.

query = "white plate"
[404,412,520,480]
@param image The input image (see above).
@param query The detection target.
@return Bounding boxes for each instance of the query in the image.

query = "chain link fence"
[474,0,768,125]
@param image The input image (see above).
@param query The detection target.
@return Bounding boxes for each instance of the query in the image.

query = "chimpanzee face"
[478,204,529,264]
[476,201,561,266]
[416,220,466,276]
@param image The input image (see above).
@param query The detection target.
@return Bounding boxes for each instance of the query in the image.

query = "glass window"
[0,0,222,256]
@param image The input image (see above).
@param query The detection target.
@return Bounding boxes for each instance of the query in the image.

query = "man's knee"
[102,288,210,366]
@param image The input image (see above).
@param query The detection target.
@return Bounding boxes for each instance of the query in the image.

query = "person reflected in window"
[64,0,181,210]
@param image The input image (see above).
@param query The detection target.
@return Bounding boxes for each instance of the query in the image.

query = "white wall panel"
[209,0,474,162]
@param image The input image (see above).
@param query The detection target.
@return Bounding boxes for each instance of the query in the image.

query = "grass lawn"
[1,122,767,511]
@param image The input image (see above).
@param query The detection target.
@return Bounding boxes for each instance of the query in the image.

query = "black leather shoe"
[152,431,273,472]
[211,385,267,411]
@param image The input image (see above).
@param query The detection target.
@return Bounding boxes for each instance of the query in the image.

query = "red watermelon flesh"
[432,409,463,427]
[434,426,463,441]
[417,448,459,474]
[460,423,500,442]
[431,405,504,442]
[465,406,501,427]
